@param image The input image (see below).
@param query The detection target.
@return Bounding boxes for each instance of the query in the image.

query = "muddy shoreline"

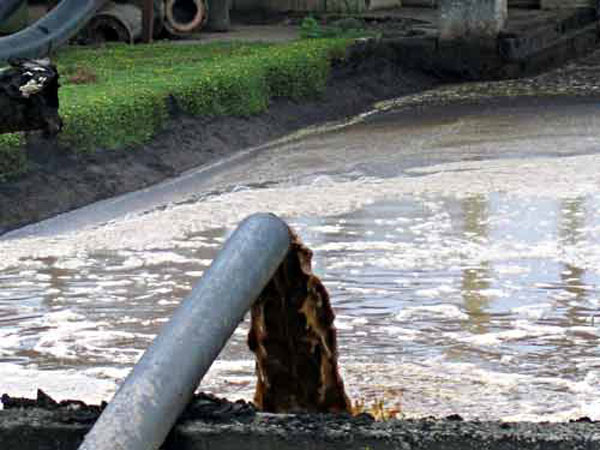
[0,44,440,235]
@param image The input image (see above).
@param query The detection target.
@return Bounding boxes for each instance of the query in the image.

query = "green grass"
[300,16,371,40]
[0,38,352,180]
[0,133,26,181]
[55,40,350,150]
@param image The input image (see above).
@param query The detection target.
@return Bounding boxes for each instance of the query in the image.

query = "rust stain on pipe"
[248,229,351,414]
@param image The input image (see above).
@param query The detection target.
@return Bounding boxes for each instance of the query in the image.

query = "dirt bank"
[0,44,439,235]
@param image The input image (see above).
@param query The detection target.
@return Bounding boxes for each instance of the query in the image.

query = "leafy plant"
[0,133,26,181]
[301,15,369,40]
[300,16,322,39]
[0,39,353,178]
[55,39,350,151]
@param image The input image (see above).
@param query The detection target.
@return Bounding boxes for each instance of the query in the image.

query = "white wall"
[232,0,401,12]
[541,0,594,8]
[232,0,594,11]
[368,0,402,9]
[439,0,507,40]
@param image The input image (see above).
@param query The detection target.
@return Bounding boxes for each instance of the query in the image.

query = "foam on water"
[2,116,600,419]
[1,154,600,267]
[0,363,120,408]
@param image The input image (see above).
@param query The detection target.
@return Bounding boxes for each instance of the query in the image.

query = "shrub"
[59,83,169,150]
[55,39,350,151]
[261,43,331,99]
[0,39,352,178]
[300,16,322,39]
[301,15,368,40]
[0,133,26,181]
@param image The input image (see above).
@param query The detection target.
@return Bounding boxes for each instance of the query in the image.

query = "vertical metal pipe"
[78,213,291,450]
[142,0,154,43]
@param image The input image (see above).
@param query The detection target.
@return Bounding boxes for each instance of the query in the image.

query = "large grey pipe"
[78,213,291,450]
[0,0,24,23]
[0,0,108,63]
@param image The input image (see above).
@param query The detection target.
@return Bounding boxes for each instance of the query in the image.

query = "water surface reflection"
[2,188,599,420]
[2,99,600,420]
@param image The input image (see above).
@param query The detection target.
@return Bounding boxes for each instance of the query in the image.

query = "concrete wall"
[439,0,507,41]
[509,0,539,7]
[3,407,600,450]
[410,0,593,9]
[369,0,403,10]
[541,0,594,9]
[232,0,401,12]
[402,0,437,6]
[233,0,595,11]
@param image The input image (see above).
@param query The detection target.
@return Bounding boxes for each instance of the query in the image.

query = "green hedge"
[60,39,350,148]
[0,38,350,180]
[0,133,25,181]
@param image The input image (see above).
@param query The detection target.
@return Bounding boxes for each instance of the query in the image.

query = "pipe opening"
[95,24,123,42]
[172,0,198,25]
[84,17,131,44]
[165,0,206,34]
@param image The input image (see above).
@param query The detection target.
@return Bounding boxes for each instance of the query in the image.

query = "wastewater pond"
[1,97,599,421]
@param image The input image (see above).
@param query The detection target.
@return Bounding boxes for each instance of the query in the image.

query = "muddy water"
[1,96,600,421]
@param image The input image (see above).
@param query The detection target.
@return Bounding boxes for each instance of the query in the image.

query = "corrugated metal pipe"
[0,0,24,24]
[0,0,108,63]
[78,213,291,450]
[164,0,207,34]
[82,2,143,44]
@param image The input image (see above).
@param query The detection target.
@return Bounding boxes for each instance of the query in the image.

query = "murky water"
[1,96,600,421]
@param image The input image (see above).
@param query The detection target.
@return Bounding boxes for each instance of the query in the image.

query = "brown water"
[1,96,600,421]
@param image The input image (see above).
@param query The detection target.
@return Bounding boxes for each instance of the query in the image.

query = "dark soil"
[1,390,599,450]
[1,389,254,424]
[0,43,440,235]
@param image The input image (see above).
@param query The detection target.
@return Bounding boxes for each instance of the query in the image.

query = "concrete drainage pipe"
[164,0,207,35]
[82,2,143,44]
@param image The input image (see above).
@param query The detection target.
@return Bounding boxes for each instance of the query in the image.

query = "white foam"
[0,363,119,406]
[395,304,468,321]
[568,326,599,338]
[3,153,600,268]
[2,147,600,422]
[451,320,567,347]
[380,326,420,341]
[339,359,600,421]
[511,303,553,320]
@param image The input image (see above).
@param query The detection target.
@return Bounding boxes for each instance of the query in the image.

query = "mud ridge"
[0,44,440,235]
